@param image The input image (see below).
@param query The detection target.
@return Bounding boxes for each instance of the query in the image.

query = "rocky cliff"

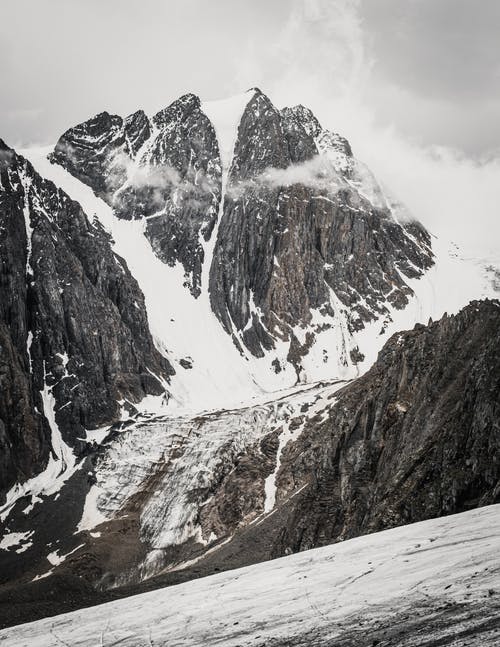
[51,94,221,297]
[0,139,173,501]
[210,90,433,368]
[273,298,500,553]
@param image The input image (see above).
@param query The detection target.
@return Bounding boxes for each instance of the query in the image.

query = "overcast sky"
[1,0,499,253]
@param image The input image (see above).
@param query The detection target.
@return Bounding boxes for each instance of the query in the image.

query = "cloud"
[110,147,216,189]
[233,0,500,257]
[227,155,344,198]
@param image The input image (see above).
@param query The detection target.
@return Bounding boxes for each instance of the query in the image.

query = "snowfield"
[2,505,499,646]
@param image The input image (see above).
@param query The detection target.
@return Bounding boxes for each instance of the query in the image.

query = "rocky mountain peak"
[281,104,322,138]
[152,93,201,129]
[123,109,151,158]
[228,90,290,181]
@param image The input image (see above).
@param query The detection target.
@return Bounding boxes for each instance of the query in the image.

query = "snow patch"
[0,530,33,553]
[0,365,78,522]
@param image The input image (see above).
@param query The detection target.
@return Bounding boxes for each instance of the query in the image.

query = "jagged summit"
[281,104,322,138]
[152,92,201,128]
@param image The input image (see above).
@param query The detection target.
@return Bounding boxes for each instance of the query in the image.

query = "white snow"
[83,425,111,445]
[18,165,35,278]
[47,543,84,566]
[0,365,78,522]
[201,91,254,173]
[354,233,500,374]
[0,530,33,553]
[3,505,499,646]
[263,415,294,513]
[76,484,109,533]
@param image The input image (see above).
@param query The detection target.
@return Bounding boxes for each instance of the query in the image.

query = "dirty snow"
[3,505,499,646]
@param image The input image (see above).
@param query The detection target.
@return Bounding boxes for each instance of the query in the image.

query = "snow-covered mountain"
[0,89,498,628]
[1,505,499,646]
[19,89,497,411]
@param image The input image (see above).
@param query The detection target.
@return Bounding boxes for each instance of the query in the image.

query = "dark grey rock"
[209,90,434,363]
[0,139,173,501]
[51,94,222,297]
[274,299,500,553]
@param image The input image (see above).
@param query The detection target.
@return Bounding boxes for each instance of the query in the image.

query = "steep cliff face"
[272,299,500,552]
[0,140,173,502]
[209,90,434,369]
[49,110,151,197]
[51,95,221,296]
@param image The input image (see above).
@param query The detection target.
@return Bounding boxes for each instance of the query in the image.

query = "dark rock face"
[0,139,173,501]
[209,90,434,363]
[273,299,500,553]
[51,94,221,296]
[51,112,128,196]
[51,90,434,368]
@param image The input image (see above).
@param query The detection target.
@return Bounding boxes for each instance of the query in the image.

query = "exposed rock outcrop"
[51,95,221,296]
[209,90,434,366]
[273,299,500,553]
[0,139,173,500]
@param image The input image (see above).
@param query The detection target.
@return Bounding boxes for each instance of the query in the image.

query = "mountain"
[2,506,499,646]
[0,139,173,500]
[47,88,435,383]
[0,89,498,629]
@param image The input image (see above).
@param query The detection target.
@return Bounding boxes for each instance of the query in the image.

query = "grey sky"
[1,0,498,155]
[361,0,500,156]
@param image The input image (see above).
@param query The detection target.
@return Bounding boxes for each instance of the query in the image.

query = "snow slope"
[2,505,499,646]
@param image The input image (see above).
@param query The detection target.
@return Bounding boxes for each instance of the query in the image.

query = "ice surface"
[75,380,346,582]
[3,505,499,646]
